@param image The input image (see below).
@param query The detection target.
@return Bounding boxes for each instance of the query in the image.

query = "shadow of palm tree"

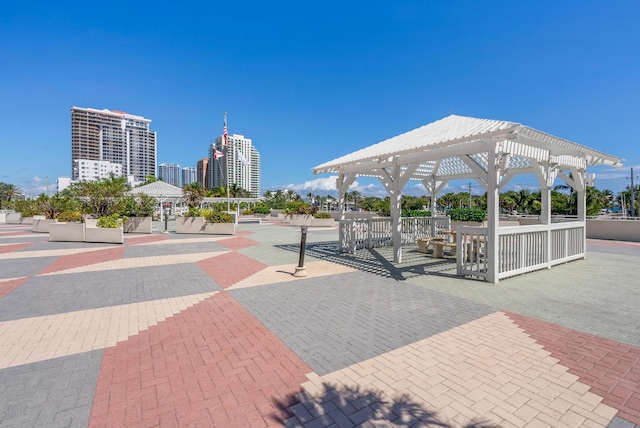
[270,382,499,427]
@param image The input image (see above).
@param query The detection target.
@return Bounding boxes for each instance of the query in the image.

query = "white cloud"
[284,176,343,192]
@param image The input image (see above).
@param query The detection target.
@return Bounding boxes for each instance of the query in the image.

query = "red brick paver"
[197,252,268,288]
[39,247,126,275]
[88,292,311,427]
[217,236,259,250]
[0,277,29,299]
[125,234,169,245]
[0,242,33,253]
[507,312,640,424]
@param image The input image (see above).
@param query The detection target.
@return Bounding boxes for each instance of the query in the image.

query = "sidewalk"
[0,221,638,427]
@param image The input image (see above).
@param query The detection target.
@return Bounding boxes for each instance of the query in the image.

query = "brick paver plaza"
[1,219,639,427]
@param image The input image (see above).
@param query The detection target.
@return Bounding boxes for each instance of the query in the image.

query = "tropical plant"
[57,210,84,223]
[202,209,234,223]
[68,174,129,217]
[0,182,22,207]
[121,193,157,217]
[448,208,486,223]
[182,182,205,208]
[314,212,332,219]
[97,213,125,228]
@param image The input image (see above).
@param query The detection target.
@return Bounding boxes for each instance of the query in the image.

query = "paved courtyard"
[0,219,639,427]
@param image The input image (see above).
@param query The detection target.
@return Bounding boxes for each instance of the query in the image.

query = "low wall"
[586,219,640,242]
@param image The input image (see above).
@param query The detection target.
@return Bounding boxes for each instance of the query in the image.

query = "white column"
[486,151,500,284]
[390,170,403,263]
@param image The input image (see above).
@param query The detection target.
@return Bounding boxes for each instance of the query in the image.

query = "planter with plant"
[49,210,86,242]
[448,208,487,231]
[86,213,124,244]
[202,209,235,235]
[122,193,156,233]
[312,211,335,227]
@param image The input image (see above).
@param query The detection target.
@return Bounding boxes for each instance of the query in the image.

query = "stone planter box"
[85,226,124,244]
[5,212,24,224]
[203,222,236,235]
[312,218,335,227]
[32,218,57,233]
[124,217,152,234]
[175,217,206,234]
[290,215,313,226]
[49,223,86,242]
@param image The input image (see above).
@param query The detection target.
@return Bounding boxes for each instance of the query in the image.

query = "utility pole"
[631,167,636,217]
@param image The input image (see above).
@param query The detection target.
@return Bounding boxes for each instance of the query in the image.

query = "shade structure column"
[486,150,500,284]
[336,172,357,248]
[423,176,447,239]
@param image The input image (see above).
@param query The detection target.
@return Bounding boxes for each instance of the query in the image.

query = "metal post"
[294,225,308,277]
[631,167,635,218]
[164,208,169,233]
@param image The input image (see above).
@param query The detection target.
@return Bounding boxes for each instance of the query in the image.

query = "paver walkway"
[0,221,639,427]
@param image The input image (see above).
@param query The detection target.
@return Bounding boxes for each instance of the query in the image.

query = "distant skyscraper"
[158,163,181,187]
[209,133,261,197]
[70,107,157,182]
[182,167,197,187]
[196,158,209,189]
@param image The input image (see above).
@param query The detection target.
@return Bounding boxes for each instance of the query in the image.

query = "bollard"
[293,225,308,277]
[163,209,169,233]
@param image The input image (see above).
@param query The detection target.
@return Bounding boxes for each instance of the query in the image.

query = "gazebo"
[128,181,183,215]
[312,114,623,283]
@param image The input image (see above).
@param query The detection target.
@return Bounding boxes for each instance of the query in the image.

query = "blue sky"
[1,1,639,198]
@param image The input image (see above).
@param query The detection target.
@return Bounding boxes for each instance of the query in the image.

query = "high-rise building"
[158,163,181,187]
[70,107,157,182]
[74,159,123,181]
[196,158,209,189]
[208,133,261,197]
[182,167,197,187]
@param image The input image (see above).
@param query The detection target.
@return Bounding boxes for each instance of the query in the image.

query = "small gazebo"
[128,181,183,215]
[312,114,623,283]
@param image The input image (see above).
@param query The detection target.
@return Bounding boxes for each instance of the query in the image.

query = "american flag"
[213,149,224,160]
[222,117,229,147]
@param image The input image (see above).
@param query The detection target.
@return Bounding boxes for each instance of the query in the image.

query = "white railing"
[339,216,450,252]
[456,222,585,280]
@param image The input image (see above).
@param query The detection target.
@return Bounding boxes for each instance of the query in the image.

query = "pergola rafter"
[313,114,623,283]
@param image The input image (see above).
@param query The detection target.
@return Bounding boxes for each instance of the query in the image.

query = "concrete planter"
[85,226,124,244]
[203,222,236,235]
[5,213,22,224]
[175,217,206,234]
[124,217,153,234]
[32,218,57,233]
[49,223,85,242]
[290,215,314,226]
[312,218,335,227]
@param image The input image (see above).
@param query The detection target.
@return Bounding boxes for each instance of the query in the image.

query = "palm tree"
[183,182,205,208]
[285,190,297,202]
[306,192,315,205]
[350,190,362,211]
[0,182,22,208]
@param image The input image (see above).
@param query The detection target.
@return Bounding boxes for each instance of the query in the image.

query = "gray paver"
[0,257,58,279]
[0,264,221,321]
[609,417,640,428]
[229,270,495,375]
[0,350,102,428]
[123,240,227,258]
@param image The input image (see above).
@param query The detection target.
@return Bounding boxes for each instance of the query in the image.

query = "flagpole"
[224,112,230,212]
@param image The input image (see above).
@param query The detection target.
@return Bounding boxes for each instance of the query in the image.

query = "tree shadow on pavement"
[270,382,497,427]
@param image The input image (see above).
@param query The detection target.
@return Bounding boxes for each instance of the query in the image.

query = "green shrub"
[57,210,84,223]
[314,212,332,219]
[185,207,203,217]
[202,209,234,223]
[14,200,39,217]
[242,209,253,215]
[448,208,486,223]
[97,213,125,228]
[252,205,271,215]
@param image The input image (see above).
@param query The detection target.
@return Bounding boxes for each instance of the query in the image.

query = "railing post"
[368,217,372,249]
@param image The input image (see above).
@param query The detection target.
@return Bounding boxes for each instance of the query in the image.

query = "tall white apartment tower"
[158,163,181,187]
[182,167,197,187]
[208,133,261,197]
[71,107,157,182]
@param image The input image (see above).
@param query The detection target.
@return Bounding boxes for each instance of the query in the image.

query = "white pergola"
[312,114,623,283]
